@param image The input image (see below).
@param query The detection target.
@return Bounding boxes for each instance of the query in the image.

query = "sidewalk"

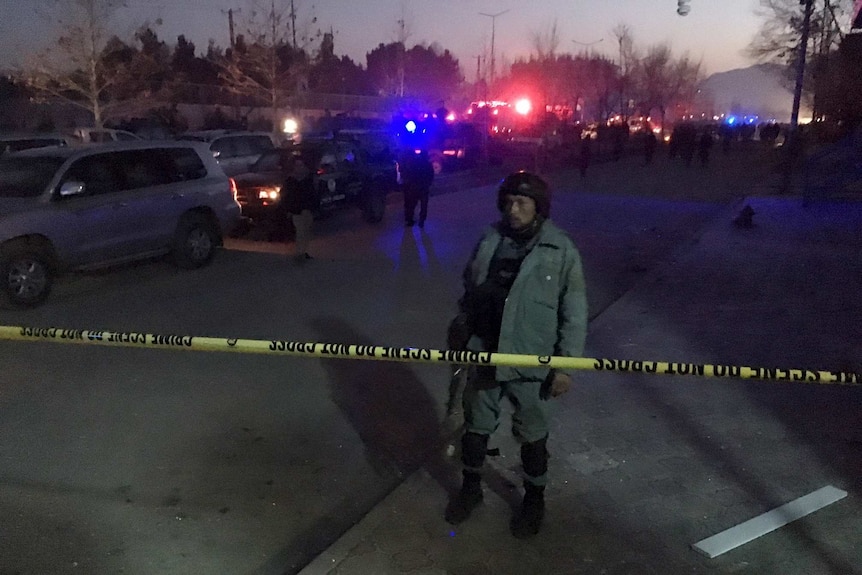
[298,196,862,575]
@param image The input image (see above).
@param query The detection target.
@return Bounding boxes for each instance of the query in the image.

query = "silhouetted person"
[698,131,713,166]
[720,123,735,154]
[578,135,592,178]
[644,132,657,165]
[282,156,316,261]
[677,124,696,166]
[401,150,435,227]
[611,123,625,161]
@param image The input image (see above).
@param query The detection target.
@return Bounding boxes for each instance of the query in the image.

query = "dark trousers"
[404,186,429,224]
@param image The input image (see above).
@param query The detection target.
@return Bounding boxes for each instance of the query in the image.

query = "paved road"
[3,145,846,575]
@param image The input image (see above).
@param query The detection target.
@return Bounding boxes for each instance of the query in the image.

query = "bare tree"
[218,0,318,132]
[747,0,852,114]
[22,0,150,128]
[393,4,413,97]
[611,23,637,117]
[531,18,562,60]
[748,0,851,64]
[632,43,702,135]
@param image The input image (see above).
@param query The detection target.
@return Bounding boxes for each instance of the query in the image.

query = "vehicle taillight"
[229,177,238,201]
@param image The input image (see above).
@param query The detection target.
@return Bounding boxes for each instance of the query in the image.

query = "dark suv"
[234,138,399,225]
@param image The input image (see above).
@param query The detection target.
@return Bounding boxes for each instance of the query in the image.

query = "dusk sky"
[2,0,767,77]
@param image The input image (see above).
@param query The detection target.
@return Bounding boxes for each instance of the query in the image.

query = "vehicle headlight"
[258,186,281,200]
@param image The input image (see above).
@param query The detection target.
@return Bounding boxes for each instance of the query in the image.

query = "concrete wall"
[0,97,392,136]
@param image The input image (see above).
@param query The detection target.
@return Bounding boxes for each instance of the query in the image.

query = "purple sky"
[2,1,766,77]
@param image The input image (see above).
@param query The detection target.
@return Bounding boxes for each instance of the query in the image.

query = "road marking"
[692,485,847,558]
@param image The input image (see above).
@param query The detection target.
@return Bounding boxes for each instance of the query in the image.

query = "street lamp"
[479,10,510,88]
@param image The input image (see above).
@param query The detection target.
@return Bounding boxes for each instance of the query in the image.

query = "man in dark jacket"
[445,172,588,538]
[281,156,317,261]
[401,149,435,227]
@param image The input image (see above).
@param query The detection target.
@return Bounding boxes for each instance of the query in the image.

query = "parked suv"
[233,137,399,225]
[178,130,275,177]
[68,127,142,144]
[0,141,242,308]
[0,133,70,156]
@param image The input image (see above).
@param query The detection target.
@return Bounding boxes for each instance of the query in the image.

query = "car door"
[315,147,342,208]
[108,148,195,254]
[337,142,365,202]
[55,149,183,265]
[52,152,143,265]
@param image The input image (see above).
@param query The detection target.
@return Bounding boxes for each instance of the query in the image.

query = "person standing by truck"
[281,156,317,261]
[401,149,435,227]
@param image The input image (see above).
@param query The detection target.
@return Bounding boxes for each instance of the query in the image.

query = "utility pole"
[479,10,509,90]
[619,35,625,119]
[612,24,631,120]
[226,8,236,48]
[290,0,297,50]
[476,55,482,99]
[396,7,409,98]
[790,0,814,129]
[781,0,814,194]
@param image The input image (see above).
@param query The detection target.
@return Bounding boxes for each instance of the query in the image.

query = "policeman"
[401,149,435,227]
[446,172,588,537]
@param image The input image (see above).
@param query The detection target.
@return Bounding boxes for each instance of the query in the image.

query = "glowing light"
[405,120,417,133]
[258,187,280,200]
[282,118,298,134]
[514,99,532,115]
[446,112,456,122]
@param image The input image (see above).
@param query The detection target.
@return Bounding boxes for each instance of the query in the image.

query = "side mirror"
[58,181,85,197]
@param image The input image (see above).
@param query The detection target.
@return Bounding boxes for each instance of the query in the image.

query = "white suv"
[69,127,142,144]
[0,141,242,307]
[178,130,276,176]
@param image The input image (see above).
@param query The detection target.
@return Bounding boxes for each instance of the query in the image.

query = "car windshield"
[0,156,65,198]
[253,150,285,172]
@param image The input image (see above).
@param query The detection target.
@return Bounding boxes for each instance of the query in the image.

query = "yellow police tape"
[1,325,859,386]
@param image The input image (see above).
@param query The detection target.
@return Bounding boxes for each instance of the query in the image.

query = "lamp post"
[479,10,510,88]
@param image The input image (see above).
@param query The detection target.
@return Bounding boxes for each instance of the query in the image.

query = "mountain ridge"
[700,63,805,122]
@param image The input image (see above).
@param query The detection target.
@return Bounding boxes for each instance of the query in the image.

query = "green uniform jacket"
[462,220,588,383]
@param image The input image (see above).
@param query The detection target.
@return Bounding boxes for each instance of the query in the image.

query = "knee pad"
[461,432,489,469]
[521,435,549,479]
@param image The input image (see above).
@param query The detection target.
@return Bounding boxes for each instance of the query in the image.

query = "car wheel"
[173,213,218,269]
[0,241,54,308]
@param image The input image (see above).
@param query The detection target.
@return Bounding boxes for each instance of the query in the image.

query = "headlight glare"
[258,186,280,200]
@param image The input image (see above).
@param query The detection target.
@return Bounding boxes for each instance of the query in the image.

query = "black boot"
[511,436,549,538]
[511,482,545,538]
[445,432,488,525]
[445,470,483,524]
